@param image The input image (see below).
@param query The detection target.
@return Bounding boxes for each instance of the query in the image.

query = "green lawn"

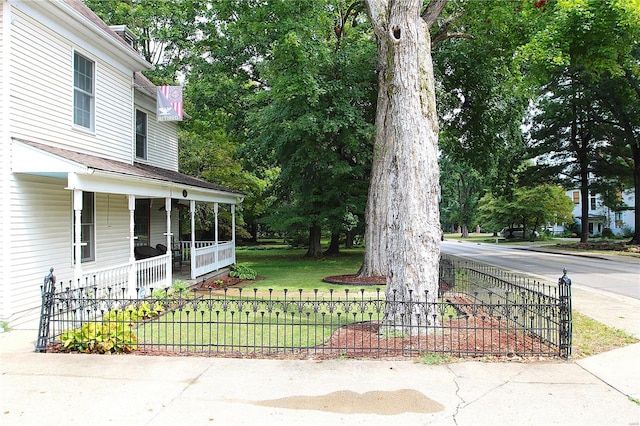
[234,246,379,293]
[133,243,637,357]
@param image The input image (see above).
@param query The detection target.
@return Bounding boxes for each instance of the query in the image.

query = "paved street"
[441,238,640,299]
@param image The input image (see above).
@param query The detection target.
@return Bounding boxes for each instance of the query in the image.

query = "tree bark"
[305,224,323,258]
[631,140,640,245]
[324,232,341,255]
[363,0,443,334]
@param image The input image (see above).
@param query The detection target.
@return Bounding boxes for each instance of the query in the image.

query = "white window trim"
[72,50,96,133]
[135,109,148,160]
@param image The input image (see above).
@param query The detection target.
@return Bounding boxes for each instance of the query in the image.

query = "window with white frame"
[73,192,95,263]
[136,109,147,159]
[73,52,95,130]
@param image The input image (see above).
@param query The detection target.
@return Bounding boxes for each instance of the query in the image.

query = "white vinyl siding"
[7,174,73,328]
[134,103,179,171]
[9,7,134,162]
[89,193,131,272]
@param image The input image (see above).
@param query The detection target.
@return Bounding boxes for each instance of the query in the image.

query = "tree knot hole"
[392,26,401,40]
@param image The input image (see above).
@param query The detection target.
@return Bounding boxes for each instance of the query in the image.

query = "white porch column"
[190,200,196,279]
[231,204,236,264]
[214,202,219,270]
[165,197,172,288]
[73,189,83,287]
[128,195,137,297]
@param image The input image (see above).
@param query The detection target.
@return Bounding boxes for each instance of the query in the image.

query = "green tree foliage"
[519,0,639,243]
[433,0,530,184]
[477,184,574,239]
[242,1,377,257]
[439,155,484,236]
[84,0,206,81]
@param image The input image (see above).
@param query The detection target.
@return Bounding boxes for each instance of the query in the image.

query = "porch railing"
[73,255,169,296]
[182,240,235,278]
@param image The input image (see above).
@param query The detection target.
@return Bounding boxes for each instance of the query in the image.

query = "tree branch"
[421,0,449,29]
[432,31,473,46]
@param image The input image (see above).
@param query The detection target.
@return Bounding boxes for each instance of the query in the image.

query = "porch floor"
[171,263,230,288]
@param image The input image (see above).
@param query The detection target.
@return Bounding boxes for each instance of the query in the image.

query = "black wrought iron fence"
[36,256,572,359]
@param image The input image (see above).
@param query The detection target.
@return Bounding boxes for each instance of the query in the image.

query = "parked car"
[500,227,525,239]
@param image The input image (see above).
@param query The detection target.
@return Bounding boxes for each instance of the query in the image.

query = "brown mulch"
[323,274,386,285]
[556,242,640,253]
[307,317,557,361]
[199,275,244,289]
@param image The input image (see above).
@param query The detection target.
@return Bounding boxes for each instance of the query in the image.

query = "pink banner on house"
[156,86,183,121]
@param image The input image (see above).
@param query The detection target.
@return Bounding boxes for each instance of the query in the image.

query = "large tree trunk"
[324,232,340,255]
[363,1,444,334]
[580,168,590,243]
[631,142,640,245]
[305,224,323,258]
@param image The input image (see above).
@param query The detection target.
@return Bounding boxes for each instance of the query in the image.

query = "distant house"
[0,0,243,329]
[565,189,635,236]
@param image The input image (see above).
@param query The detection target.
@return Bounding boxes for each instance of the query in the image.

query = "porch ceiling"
[12,138,244,204]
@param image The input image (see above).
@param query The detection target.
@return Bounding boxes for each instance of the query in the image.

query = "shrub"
[60,321,137,354]
[601,228,615,239]
[229,264,257,280]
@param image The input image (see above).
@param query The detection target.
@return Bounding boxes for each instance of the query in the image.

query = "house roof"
[61,0,144,59]
[13,138,244,198]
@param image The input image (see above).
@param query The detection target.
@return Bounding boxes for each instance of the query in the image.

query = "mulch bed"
[199,275,244,289]
[304,316,557,361]
[323,274,386,286]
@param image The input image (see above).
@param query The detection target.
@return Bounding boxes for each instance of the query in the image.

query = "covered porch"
[13,139,244,296]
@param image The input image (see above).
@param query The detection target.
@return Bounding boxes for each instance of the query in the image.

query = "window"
[74,192,95,262]
[73,52,94,130]
[135,110,147,159]
[590,197,597,210]
[615,212,623,228]
[134,199,150,246]
[572,191,580,204]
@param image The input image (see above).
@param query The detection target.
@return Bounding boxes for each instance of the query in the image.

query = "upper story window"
[590,196,597,210]
[73,52,95,130]
[136,110,147,159]
[572,191,580,204]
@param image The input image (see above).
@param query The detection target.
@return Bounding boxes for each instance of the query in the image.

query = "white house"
[565,189,635,237]
[1,0,243,329]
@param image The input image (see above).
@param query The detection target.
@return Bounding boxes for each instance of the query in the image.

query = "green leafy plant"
[151,280,191,299]
[60,321,137,354]
[229,264,257,280]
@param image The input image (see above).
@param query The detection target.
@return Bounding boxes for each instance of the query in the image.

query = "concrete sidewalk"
[2,336,640,423]
[1,330,639,426]
[2,284,639,425]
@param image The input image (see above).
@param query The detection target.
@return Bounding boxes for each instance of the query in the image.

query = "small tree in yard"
[478,185,574,239]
